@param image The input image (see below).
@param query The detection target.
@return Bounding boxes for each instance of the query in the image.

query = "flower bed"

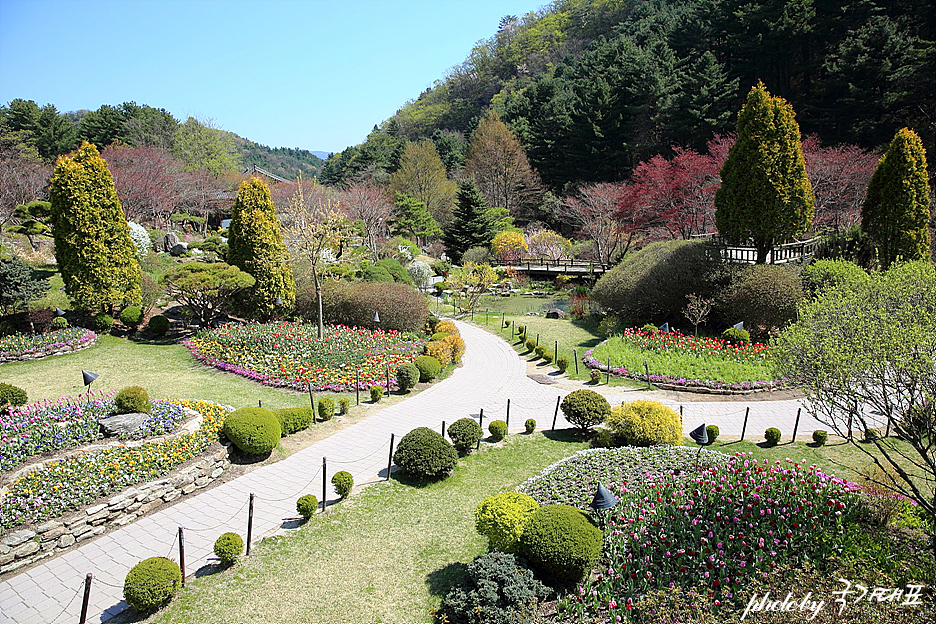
[185,322,428,392]
[547,449,862,621]
[0,327,97,363]
[0,400,228,532]
[585,328,780,391]
[1,392,187,473]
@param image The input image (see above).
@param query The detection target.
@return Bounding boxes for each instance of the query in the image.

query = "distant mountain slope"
[232,135,325,181]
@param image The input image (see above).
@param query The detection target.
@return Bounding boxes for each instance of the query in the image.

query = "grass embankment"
[141,432,590,624]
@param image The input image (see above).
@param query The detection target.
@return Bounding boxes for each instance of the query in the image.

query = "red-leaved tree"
[801,135,879,232]
[101,144,182,226]
[562,182,634,265]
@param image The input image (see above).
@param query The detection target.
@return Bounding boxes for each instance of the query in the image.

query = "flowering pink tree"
[340,183,393,261]
[801,135,878,231]
[562,183,630,264]
[101,145,182,226]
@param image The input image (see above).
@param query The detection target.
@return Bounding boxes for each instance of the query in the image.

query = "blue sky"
[0,0,545,154]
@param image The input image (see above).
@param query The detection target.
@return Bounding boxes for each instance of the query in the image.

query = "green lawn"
[138,432,590,624]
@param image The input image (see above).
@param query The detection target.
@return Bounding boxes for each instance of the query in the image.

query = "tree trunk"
[755,242,771,264]
[315,273,324,340]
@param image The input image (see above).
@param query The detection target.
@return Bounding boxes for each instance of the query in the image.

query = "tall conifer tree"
[714,82,814,263]
[227,177,295,319]
[443,179,498,263]
[861,128,931,268]
[48,141,141,313]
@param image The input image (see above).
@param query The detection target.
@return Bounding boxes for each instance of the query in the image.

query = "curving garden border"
[0,329,98,364]
[582,343,782,395]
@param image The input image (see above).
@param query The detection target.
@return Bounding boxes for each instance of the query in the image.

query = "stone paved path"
[0,320,814,624]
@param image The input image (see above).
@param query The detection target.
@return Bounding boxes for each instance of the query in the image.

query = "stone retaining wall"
[0,339,96,364]
[0,448,231,576]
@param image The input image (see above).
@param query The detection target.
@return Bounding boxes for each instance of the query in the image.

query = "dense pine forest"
[321,0,935,191]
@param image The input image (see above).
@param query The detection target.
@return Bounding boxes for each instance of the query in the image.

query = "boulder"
[169,242,188,256]
[545,308,567,319]
[163,231,180,251]
[99,412,150,437]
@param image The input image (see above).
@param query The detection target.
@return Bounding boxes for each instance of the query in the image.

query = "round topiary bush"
[213,532,243,567]
[534,345,546,359]
[524,419,536,434]
[442,334,466,363]
[370,385,384,402]
[414,355,442,382]
[765,427,782,446]
[721,326,751,345]
[475,492,540,553]
[525,339,536,353]
[717,264,803,337]
[425,340,453,367]
[560,389,611,430]
[222,407,282,455]
[123,556,181,612]
[812,430,828,446]
[91,312,114,332]
[447,417,483,456]
[438,551,548,624]
[589,369,601,384]
[331,471,353,499]
[119,305,143,327]
[556,355,570,373]
[338,397,350,415]
[317,397,335,422]
[518,504,603,587]
[148,314,170,336]
[489,420,508,441]
[114,386,151,414]
[273,407,314,435]
[396,362,420,392]
[434,320,459,336]
[393,426,458,481]
[605,399,682,447]
[297,494,318,520]
[0,383,28,411]
[50,316,69,330]
[705,424,719,445]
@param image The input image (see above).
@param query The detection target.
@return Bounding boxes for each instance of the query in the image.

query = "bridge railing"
[689,233,820,264]
[490,257,611,272]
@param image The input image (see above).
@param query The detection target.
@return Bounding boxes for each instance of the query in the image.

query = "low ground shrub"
[297,280,428,332]
[489,419,508,441]
[475,492,540,553]
[556,355,569,372]
[425,340,453,367]
[525,419,536,434]
[123,556,181,612]
[119,305,143,327]
[813,429,828,446]
[331,471,353,499]
[589,369,601,384]
[605,399,682,447]
[720,326,750,344]
[413,355,441,382]
[91,312,114,332]
[297,494,318,520]
[114,386,151,414]
[317,397,335,422]
[434,320,459,335]
[525,339,536,352]
[560,389,611,430]
[392,426,458,481]
[370,385,384,402]
[518,504,602,587]
[274,407,314,435]
[147,315,170,335]
[705,424,719,444]
[50,316,68,330]
[222,407,281,455]
[213,532,243,567]
[0,383,28,411]
[437,551,548,624]
[716,264,803,337]
[396,362,420,392]
[338,397,350,415]
[765,427,781,446]
[447,417,483,456]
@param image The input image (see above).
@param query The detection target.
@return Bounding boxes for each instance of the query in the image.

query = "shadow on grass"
[127,333,181,346]
[541,428,586,443]
[426,560,470,598]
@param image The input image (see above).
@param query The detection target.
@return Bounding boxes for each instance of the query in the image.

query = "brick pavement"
[0,319,817,624]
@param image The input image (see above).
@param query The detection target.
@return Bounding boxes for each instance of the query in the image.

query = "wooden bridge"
[491,257,610,277]
[691,234,821,264]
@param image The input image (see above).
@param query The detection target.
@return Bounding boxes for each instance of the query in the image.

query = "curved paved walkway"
[0,320,813,624]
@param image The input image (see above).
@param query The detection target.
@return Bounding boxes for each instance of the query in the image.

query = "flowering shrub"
[1,392,188,472]
[185,321,426,392]
[557,452,861,620]
[585,327,780,390]
[0,327,97,361]
[0,400,228,531]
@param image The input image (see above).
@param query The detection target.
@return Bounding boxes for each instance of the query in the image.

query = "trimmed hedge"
[114,386,151,415]
[396,362,420,392]
[518,504,602,587]
[123,556,181,612]
[297,494,318,520]
[489,420,508,441]
[0,383,28,410]
[605,399,682,447]
[296,280,428,332]
[392,426,458,481]
[147,314,170,335]
[331,471,353,499]
[560,389,611,430]
[447,417,483,456]
[414,355,442,382]
[222,407,281,455]
[370,385,384,402]
[317,397,335,422]
[274,407,314,435]
[475,492,539,554]
[765,427,782,446]
[213,532,243,567]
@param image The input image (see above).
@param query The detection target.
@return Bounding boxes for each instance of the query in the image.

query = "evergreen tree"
[443,179,498,263]
[48,141,141,313]
[390,192,441,244]
[227,177,295,319]
[715,82,815,263]
[0,256,48,314]
[861,127,931,268]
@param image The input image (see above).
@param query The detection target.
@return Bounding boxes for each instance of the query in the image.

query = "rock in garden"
[1,530,36,548]
[100,412,150,437]
[169,242,188,256]
[545,308,566,319]
[163,231,180,251]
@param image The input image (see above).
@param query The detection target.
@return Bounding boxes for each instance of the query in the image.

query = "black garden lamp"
[590,482,617,529]
[372,311,380,325]
[689,423,708,460]
[82,370,99,402]
[274,297,284,306]
[55,308,66,317]
[658,322,670,333]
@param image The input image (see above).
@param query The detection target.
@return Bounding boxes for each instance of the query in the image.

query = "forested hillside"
[322,0,935,191]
